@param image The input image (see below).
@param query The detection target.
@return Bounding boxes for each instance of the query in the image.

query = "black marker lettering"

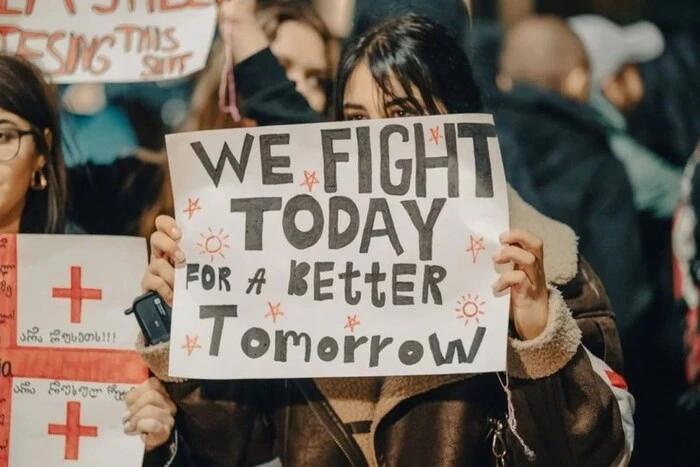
[321,128,351,193]
[422,265,446,305]
[274,330,312,362]
[369,335,394,367]
[283,195,324,249]
[230,198,282,250]
[260,133,293,185]
[200,305,238,356]
[398,340,424,365]
[379,124,412,195]
[190,134,254,187]
[360,198,403,256]
[392,263,416,306]
[457,122,496,198]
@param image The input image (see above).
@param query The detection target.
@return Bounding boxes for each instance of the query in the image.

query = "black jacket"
[494,85,653,347]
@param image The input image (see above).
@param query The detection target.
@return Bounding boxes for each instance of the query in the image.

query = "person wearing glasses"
[0,54,70,235]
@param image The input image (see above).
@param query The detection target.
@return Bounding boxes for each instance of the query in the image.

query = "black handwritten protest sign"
[0,0,216,83]
[165,114,510,379]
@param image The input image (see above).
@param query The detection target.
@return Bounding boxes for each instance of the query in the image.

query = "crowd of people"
[1,0,699,465]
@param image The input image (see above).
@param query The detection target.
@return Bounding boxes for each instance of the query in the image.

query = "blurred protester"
[352,0,469,42]
[494,16,652,351]
[185,0,333,132]
[569,16,682,220]
[138,0,336,240]
[628,29,700,169]
[570,22,691,464]
[674,145,700,391]
[671,143,700,465]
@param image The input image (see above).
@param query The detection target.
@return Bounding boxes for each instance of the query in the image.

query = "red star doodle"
[183,197,202,220]
[265,302,284,323]
[181,335,202,355]
[300,170,320,192]
[344,314,361,333]
[466,235,486,263]
[429,125,443,145]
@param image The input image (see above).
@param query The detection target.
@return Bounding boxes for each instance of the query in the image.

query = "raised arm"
[218,0,323,126]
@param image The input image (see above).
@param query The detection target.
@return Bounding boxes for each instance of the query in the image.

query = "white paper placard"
[165,114,510,379]
[0,0,217,83]
[0,234,149,466]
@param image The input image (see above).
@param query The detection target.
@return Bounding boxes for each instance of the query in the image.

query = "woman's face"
[270,20,328,113]
[0,108,44,232]
[341,60,444,121]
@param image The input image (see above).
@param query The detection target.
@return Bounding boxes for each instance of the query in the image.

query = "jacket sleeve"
[505,262,635,466]
[580,157,654,349]
[234,48,324,126]
[137,338,277,466]
[609,133,682,219]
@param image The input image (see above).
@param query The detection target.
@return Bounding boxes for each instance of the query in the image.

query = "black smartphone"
[125,291,172,346]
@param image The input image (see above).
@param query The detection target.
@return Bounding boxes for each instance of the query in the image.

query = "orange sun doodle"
[344,314,361,332]
[197,228,230,262]
[300,170,320,192]
[265,302,284,323]
[181,335,201,355]
[455,294,486,326]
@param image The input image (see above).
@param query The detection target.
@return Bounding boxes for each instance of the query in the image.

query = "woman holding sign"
[129,7,635,467]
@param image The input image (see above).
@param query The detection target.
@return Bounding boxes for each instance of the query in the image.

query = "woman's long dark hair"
[334,14,482,120]
[0,54,67,233]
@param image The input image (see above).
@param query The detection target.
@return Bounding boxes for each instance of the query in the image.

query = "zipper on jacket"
[487,418,507,467]
[305,395,358,467]
[284,379,290,465]
[294,381,360,467]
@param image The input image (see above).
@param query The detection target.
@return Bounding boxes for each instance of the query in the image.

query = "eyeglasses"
[0,128,35,162]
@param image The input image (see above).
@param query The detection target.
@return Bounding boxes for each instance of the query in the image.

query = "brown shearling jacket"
[139,188,634,467]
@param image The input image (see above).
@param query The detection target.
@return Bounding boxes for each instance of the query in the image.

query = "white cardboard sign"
[0,0,217,83]
[165,114,510,379]
[0,234,149,466]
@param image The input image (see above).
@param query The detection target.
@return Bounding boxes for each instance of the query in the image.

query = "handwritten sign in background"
[166,114,510,380]
[0,0,217,83]
[0,235,148,466]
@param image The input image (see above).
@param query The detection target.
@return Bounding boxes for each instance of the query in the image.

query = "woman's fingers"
[124,405,173,435]
[125,389,176,419]
[134,418,168,436]
[141,273,173,303]
[155,215,181,240]
[150,231,185,264]
[493,245,539,284]
[500,228,544,259]
[125,378,171,410]
[150,258,175,289]
[151,215,184,261]
[141,258,176,303]
[492,269,528,294]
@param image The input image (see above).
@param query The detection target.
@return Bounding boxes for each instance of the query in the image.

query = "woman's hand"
[492,229,549,341]
[217,0,256,25]
[216,0,268,65]
[123,377,177,452]
[142,215,185,306]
